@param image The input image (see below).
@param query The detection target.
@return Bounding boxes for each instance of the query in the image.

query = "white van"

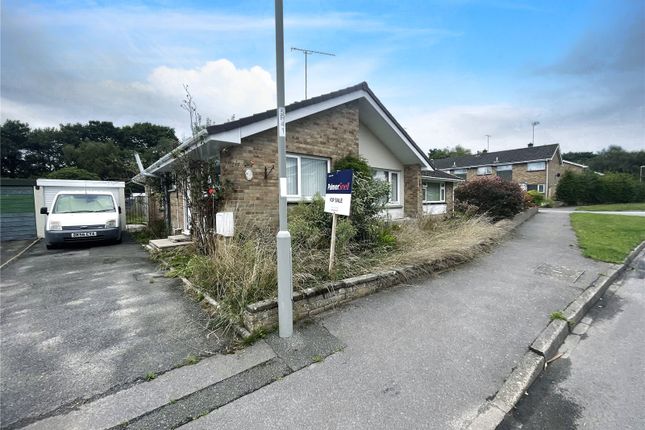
[40,192,122,249]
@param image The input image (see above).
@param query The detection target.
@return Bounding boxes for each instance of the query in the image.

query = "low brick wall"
[242,207,539,333]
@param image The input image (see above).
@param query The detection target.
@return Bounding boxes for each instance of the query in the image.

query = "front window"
[477,166,492,176]
[496,164,512,181]
[53,194,115,214]
[527,161,546,171]
[423,182,445,203]
[286,154,329,200]
[373,169,401,204]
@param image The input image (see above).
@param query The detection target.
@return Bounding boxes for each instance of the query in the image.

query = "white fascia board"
[563,160,588,168]
[36,179,125,188]
[421,175,462,183]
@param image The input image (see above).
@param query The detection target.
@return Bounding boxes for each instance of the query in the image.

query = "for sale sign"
[324,169,353,216]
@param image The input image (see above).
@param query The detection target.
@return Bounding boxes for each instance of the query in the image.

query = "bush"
[557,170,643,205]
[47,167,100,180]
[527,190,544,206]
[333,154,391,242]
[454,176,525,220]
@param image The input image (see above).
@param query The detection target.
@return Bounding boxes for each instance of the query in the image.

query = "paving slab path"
[181,211,612,430]
[0,236,228,429]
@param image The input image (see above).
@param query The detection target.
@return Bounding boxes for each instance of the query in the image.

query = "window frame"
[285,154,331,201]
[373,168,402,205]
[451,168,467,180]
[537,183,545,193]
[477,166,493,176]
[422,181,446,204]
[527,161,546,172]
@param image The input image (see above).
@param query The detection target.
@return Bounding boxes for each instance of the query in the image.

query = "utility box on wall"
[34,179,126,238]
[215,212,234,237]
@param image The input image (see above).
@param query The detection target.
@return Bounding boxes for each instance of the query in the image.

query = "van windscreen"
[52,194,115,214]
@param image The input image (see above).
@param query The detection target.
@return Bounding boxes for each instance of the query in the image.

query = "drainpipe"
[545,161,549,199]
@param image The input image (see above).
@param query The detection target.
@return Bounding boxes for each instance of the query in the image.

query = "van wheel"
[46,243,55,250]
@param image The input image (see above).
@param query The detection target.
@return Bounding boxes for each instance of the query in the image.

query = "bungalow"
[433,143,570,199]
[134,82,462,234]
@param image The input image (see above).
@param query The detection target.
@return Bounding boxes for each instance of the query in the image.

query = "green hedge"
[556,171,645,205]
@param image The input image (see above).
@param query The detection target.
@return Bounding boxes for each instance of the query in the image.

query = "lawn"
[576,202,645,211]
[570,213,645,263]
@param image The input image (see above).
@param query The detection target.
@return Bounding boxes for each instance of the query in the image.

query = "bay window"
[286,154,329,200]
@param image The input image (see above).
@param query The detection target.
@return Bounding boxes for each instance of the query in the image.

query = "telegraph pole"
[291,47,335,99]
[275,0,293,338]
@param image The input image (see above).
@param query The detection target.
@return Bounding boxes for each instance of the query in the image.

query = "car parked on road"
[41,192,122,249]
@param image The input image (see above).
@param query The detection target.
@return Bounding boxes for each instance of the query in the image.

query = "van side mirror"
[118,206,122,214]
[40,207,48,215]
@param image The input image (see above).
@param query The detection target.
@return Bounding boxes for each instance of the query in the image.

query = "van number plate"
[71,232,97,238]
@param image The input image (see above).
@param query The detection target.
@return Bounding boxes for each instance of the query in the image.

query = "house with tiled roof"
[135,82,462,233]
[433,144,570,198]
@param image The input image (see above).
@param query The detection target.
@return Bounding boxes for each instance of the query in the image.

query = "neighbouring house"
[433,143,575,199]
[134,82,462,234]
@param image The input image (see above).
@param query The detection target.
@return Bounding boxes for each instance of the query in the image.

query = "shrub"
[527,190,544,206]
[47,167,100,180]
[333,154,390,242]
[556,170,578,205]
[454,176,524,220]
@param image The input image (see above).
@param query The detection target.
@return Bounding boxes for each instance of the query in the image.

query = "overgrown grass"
[570,213,645,263]
[575,202,645,212]
[158,214,503,330]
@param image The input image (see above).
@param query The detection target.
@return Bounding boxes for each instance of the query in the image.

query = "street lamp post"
[531,121,540,145]
[274,0,293,338]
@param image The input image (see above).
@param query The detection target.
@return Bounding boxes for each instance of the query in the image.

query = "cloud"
[1,59,276,140]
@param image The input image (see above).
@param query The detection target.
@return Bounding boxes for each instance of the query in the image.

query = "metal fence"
[125,194,148,225]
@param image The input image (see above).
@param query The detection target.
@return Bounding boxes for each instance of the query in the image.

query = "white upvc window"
[286,154,330,200]
[537,184,545,193]
[477,166,493,175]
[373,169,401,205]
[527,161,546,171]
[423,181,445,203]
[452,169,467,179]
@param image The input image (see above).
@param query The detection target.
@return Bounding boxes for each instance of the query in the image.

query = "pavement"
[539,208,645,217]
[1,212,618,429]
[0,235,228,429]
[500,250,645,430]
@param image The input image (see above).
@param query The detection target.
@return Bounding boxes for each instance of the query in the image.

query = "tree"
[428,145,472,160]
[1,120,30,177]
[63,140,132,180]
[47,167,100,180]
[588,146,645,176]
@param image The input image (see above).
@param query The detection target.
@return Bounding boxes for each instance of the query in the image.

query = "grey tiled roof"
[421,169,464,181]
[205,81,432,168]
[433,144,560,170]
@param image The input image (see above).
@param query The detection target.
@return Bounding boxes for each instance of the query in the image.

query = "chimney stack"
[528,143,534,147]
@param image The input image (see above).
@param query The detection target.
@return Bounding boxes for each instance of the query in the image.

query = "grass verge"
[575,202,645,212]
[570,213,645,263]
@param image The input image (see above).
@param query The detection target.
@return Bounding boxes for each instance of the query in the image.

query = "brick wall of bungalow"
[147,101,439,232]
[219,101,361,227]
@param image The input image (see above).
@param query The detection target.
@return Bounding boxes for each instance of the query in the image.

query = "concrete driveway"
[0,236,227,429]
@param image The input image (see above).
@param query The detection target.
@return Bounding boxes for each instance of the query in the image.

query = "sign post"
[324,169,353,274]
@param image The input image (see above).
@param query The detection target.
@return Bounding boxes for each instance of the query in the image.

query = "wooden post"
[328,213,337,274]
